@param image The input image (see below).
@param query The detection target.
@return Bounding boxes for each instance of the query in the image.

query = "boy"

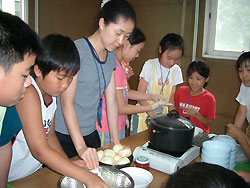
[0,11,42,188]
[7,34,108,187]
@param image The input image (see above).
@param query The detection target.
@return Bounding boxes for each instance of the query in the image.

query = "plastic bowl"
[121,167,153,188]
[99,155,133,169]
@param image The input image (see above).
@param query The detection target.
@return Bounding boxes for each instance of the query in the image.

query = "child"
[227,124,250,160]
[8,34,108,187]
[175,60,216,133]
[232,52,250,129]
[96,27,167,146]
[0,11,42,187]
[226,52,250,184]
[166,162,250,188]
[132,33,184,133]
[54,0,136,168]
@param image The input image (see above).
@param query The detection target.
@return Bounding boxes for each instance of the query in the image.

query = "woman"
[54,0,136,170]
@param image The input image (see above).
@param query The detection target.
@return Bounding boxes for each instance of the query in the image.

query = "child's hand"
[151,99,171,110]
[150,94,167,102]
[126,65,134,80]
[237,170,250,183]
[72,159,86,168]
[78,146,99,170]
[226,123,244,140]
[185,107,199,117]
[85,172,109,188]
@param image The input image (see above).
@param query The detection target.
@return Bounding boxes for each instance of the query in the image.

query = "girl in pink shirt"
[97,27,166,146]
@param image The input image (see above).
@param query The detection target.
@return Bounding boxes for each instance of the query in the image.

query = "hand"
[110,139,120,146]
[85,172,109,188]
[151,99,169,110]
[78,147,99,170]
[226,123,244,140]
[72,159,86,168]
[150,94,167,102]
[185,107,199,117]
[237,170,250,183]
[126,65,134,80]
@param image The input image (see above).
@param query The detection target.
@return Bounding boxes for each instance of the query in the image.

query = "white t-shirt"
[236,83,250,123]
[139,58,183,94]
[8,77,57,182]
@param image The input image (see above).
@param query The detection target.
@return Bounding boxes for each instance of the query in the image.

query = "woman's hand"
[78,147,99,170]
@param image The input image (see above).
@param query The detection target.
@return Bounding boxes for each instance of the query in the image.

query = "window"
[0,0,28,23]
[203,0,250,60]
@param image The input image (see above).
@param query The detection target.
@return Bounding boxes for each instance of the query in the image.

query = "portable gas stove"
[133,141,200,174]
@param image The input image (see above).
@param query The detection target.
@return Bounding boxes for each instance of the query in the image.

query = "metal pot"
[147,110,195,157]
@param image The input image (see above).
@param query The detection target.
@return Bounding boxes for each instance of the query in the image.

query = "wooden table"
[9,130,200,188]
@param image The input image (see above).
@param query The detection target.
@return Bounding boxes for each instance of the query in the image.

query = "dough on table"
[118,148,132,158]
[114,155,121,162]
[117,157,130,165]
[113,144,123,153]
[97,150,104,161]
[104,149,116,157]
[100,156,116,165]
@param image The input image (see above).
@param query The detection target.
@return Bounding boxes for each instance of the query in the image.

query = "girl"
[54,0,136,169]
[175,60,216,133]
[132,33,184,134]
[96,27,167,146]
[9,34,108,187]
[231,52,250,129]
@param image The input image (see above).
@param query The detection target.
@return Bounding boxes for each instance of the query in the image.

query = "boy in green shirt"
[0,11,41,187]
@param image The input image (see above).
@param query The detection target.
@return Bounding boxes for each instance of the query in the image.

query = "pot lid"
[152,114,194,130]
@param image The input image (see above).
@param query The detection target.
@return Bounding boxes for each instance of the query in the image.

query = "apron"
[137,60,175,133]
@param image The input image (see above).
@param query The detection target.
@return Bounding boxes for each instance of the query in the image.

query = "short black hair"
[99,0,136,26]
[160,33,184,56]
[0,11,42,73]
[32,34,80,78]
[128,27,146,45]
[187,60,210,88]
[236,51,250,69]
[166,162,250,188]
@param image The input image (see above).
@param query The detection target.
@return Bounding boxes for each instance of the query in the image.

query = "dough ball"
[104,149,116,157]
[97,150,104,161]
[100,156,116,165]
[118,148,132,158]
[114,155,121,162]
[117,157,130,165]
[112,144,123,153]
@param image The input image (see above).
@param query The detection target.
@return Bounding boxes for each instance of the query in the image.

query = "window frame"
[202,0,248,60]
[0,0,28,23]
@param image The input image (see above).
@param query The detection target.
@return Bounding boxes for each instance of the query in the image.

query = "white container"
[121,167,153,188]
[213,135,237,170]
[202,140,231,169]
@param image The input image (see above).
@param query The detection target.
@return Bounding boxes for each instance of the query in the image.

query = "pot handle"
[167,110,180,118]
